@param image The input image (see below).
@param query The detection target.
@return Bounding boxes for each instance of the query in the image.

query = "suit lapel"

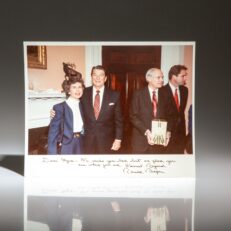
[97,87,108,120]
[79,101,84,121]
[143,86,153,116]
[179,86,185,112]
[166,83,179,114]
[86,87,96,121]
[63,102,73,128]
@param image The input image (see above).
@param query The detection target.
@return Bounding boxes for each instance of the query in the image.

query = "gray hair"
[145,68,159,82]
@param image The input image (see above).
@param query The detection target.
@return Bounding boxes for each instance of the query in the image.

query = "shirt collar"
[148,85,159,95]
[66,96,80,106]
[93,85,105,95]
[169,82,179,92]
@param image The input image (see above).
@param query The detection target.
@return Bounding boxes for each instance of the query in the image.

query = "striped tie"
[152,90,158,118]
[94,90,100,119]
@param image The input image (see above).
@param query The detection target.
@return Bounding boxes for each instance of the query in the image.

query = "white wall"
[161,45,184,84]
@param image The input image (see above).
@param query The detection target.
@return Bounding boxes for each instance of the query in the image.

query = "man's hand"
[145,130,154,145]
[164,131,171,146]
[144,207,153,223]
[111,139,121,151]
[50,109,56,119]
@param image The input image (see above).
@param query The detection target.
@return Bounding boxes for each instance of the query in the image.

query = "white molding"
[161,46,185,84]
[85,46,102,87]
[28,92,65,99]
[28,97,65,129]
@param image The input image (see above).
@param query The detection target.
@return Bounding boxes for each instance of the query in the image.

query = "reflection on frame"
[27,196,193,231]
[27,46,47,69]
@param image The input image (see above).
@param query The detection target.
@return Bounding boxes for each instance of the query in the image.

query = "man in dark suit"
[160,65,188,154]
[130,68,171,154]
[81,65,123,154]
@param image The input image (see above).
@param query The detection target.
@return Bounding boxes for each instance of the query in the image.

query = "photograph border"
[24,41,195,178]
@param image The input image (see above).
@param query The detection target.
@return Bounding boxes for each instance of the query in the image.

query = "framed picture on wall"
[27,45,47,69]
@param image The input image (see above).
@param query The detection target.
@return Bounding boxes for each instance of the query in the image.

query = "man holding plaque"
[160,65,188,154]
[130,68,171,154]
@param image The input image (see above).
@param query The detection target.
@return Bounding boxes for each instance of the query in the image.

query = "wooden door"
[102,46,161,153]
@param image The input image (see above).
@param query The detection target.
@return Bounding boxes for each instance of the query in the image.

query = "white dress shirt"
[148,86,159,102]
[66,97,83,133]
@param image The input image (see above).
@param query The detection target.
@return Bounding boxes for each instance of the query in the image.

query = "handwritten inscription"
[42,157,176,175]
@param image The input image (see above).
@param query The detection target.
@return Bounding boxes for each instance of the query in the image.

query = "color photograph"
[25,42,195,177]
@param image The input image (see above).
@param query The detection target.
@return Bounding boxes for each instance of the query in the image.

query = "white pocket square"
[109,102,115,106]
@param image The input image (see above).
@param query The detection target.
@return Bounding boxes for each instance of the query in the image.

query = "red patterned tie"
[94,90,100,119]
[174,88,180,111]
[152,90,158,118]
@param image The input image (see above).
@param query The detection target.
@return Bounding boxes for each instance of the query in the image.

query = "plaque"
[151,120,167,146]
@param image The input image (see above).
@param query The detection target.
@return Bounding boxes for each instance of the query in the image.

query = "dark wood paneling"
[103,46,161,153]
[29,127,49,154]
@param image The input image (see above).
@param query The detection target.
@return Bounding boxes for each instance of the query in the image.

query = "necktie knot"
[96,90,100,95]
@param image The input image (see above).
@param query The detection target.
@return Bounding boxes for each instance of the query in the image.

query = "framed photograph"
[27,46,47,69]
[24,41,195,178]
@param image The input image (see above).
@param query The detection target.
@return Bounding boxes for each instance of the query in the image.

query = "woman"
[47,76,85,154]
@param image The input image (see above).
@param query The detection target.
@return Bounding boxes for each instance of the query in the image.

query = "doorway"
[102,46,161,153]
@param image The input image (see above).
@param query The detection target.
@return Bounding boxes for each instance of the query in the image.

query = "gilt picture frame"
[27,45,47,69]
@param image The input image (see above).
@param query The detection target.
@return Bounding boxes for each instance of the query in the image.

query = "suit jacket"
[47,101,84,154]
[159,84,188,153]
[188,105,192,135]
[186,105,193,154]
[81,86,123,154]
[130,86,169,153]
